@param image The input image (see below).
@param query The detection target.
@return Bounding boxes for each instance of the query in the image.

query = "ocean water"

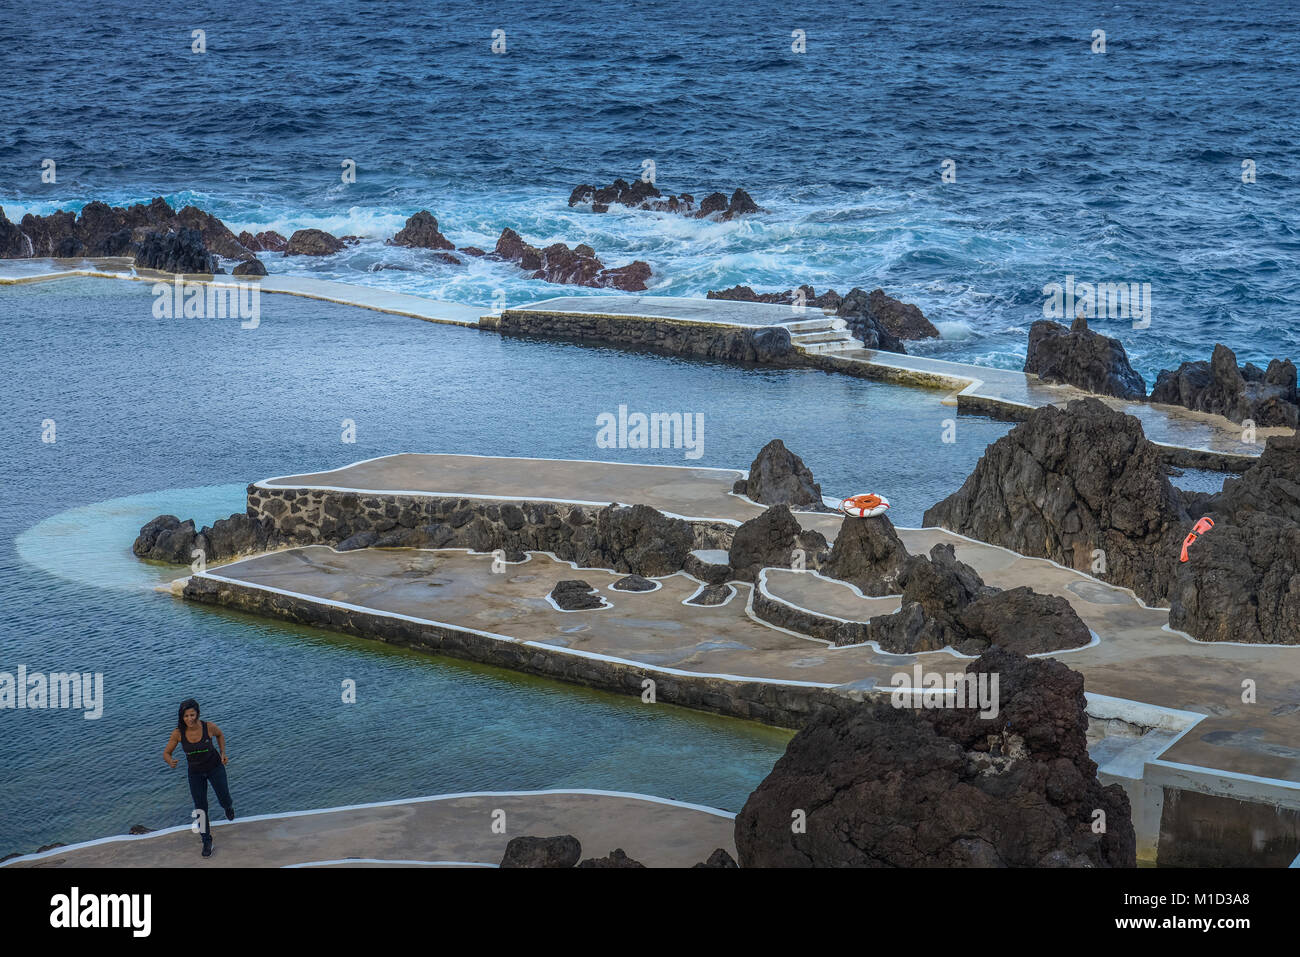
[0,279,1014,854]
[4,0,1299,381]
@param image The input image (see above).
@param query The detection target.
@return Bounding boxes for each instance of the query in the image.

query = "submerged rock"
[499,835,582,868]
[1150,343,1298,428]
[734,648,1136,867]
[1024,316,1147,399]
[283,228,345,256]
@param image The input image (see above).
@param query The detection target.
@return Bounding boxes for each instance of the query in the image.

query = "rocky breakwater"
[1024,315,1147,399]
[568,176,763,220]
[734,647,1137,867]
[0,198,259,273]
[924,397,1300,644]
[492,227,651,291]
[1150,343,1298,429]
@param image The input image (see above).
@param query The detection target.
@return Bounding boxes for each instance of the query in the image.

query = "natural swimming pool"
[0,277,1026,854]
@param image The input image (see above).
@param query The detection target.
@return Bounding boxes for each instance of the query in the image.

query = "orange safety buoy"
[1180,516,1215,563]
[840,493,891,518]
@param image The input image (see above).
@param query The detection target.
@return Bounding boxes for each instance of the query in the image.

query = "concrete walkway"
[3,261,1282,466]
[1,790,735,868]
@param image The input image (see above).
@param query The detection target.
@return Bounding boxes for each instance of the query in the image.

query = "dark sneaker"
[201,843,213,858]
[224,806,235,822]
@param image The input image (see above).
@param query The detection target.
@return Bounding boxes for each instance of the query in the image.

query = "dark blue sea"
[5,0,1299,378]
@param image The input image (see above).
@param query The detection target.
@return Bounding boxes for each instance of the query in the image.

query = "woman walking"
[163,698,234,858]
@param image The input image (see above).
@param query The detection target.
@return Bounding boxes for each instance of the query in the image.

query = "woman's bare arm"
[209,722,228,764]
[163,729,180,768]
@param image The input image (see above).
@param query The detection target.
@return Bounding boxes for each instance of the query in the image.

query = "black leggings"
[187,761,233,842]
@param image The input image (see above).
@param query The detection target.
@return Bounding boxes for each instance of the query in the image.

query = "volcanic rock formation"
[734,647,1137,867]
[493,227,651,291]
[731,439,828,510]
[568,178,764,220]
[1150,343,1298,428]
[1024,316,1147,399]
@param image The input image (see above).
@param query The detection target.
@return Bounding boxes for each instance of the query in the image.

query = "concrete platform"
[227,455,1300,790]
[1,790,735,868]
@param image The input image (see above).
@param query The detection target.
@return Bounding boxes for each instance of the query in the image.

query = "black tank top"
[180,720,218,770]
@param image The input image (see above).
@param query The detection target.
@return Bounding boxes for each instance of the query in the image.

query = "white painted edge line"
[0,266,485,326]
[284,859,497,869]
[0,788,737,867]
[194,567,838,690]
[1147,759,1300,795]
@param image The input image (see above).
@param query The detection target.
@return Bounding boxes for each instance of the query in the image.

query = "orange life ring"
[840,493,891,518]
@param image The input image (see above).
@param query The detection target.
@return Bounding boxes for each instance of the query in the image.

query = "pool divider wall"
[181,573,845,730]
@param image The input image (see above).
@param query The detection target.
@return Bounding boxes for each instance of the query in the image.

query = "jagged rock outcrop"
[1150,344,1298,428]
[499,835,582,868]
[923,398,1187,605]
[834,287,907,353]
[820,514,911,596]
[1167,434,1300,644]
[133,512,286,565]
[727,505,828,582]
[550,580,605,610]
[0,207,33,257]
[859,544,1090,655]
[283,228,345,256]
[838,287,939,340]
[693,848,738,868]
[237,230,288,253]
[576,848,646,868]
[707,284,842,312]
[734,648,1136,867]
[2,198,257,269]
[569,178,764,220]
[388,210,456,251]
[493,227,651,291]
[1024,316,1147,399]
[132,228,218,274]
[731,439,827,510]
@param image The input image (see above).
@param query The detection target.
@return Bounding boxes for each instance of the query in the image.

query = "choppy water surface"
[4,0,1299,379]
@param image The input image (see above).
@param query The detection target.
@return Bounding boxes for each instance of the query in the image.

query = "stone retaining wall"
[245,484,736,578]
[183,574,844,730]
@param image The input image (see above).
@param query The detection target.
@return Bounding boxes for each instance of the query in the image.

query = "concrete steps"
[785,315,863,355]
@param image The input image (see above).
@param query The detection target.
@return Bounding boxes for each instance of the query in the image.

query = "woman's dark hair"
[176,698,201,731]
